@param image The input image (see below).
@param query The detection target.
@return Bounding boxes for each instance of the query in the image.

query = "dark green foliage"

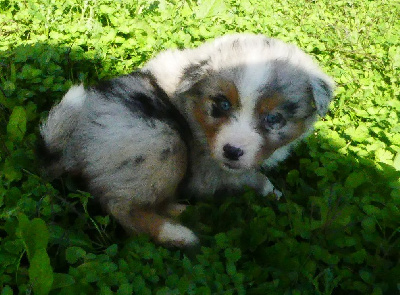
[1,0,399,294]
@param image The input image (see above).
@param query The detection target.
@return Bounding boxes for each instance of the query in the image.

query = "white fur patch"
[158,222,199,247]
[144,49,209,98]
[62,84,86,107]
[40,84,86,152]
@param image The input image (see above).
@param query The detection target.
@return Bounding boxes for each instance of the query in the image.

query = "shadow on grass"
[182,134,400,293]
[1,40,140,264]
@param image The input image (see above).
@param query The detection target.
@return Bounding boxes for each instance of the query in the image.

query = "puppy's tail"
[39,85,86,177]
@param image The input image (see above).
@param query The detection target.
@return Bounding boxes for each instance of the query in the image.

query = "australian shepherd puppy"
[40,34,334,247]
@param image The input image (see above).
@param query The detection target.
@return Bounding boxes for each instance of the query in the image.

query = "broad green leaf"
[3,156,23,181]
[2,81,16,97]
[19,215,50,260]
[388,47,400,68]
[29,249,54,295]
[372,287,384,295]
[105,244,118,257]
[226,261,237,276]
[195,0,226,18]
[375,149,394,165]
[361,217,376,233]
[65,247,87,264]
[345,125,369,143]
[393,152,400,170]
[225,248,241,263]
[286,169,300,186]
[51,273,75,290]
[7,106,26,142]
[346,249,367,264]
[100,261,118,274]
[359,270,374,284]
[19,64,42,79]
[117,284,133,295]
[0,84,14,109]
[1,285,13,295]
[215,233,230,249]
[345,172,366,189]
[362,204,381,216]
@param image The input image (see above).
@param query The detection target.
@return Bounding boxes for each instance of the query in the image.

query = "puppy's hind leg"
[108,201,198,248]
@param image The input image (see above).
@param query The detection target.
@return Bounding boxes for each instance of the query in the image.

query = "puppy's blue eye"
[211,95,232,118]
[219,100,231,111]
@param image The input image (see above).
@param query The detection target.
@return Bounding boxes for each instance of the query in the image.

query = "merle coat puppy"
[40,34,334,247]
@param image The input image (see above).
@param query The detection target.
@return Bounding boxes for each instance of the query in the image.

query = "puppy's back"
[40,72,191,199]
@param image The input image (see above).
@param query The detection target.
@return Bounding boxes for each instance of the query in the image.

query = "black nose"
[223,144,244,161]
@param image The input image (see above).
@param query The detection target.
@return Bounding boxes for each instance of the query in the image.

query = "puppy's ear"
[310,74,335,117]
[176,59,211,95]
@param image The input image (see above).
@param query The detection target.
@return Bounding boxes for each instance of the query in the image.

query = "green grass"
[1,0,399,294]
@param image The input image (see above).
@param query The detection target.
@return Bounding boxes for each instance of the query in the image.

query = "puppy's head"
[176,34,334,171]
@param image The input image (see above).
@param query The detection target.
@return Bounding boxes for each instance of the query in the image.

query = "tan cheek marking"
[192,79,238,151]
[256,121,306,163]
[193,98,228,147]
[286,121,306,143]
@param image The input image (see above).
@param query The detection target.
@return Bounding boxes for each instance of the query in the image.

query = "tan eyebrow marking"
[257,93,285,115]
[216,79,240,107]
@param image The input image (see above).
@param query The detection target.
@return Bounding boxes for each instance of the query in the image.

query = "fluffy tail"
[39,85,86,177]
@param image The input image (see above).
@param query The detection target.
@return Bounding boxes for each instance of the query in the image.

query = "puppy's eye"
[263,113,286,129]
[266,113,283,124]
[219,100,231,111]
[211,95,231,118]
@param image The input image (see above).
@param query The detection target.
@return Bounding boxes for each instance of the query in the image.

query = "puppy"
[40,34,334,247]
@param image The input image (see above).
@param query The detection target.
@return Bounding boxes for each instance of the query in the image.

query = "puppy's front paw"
[272,187,283,200]
[260,178,282,200]
[158,221,199,248]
